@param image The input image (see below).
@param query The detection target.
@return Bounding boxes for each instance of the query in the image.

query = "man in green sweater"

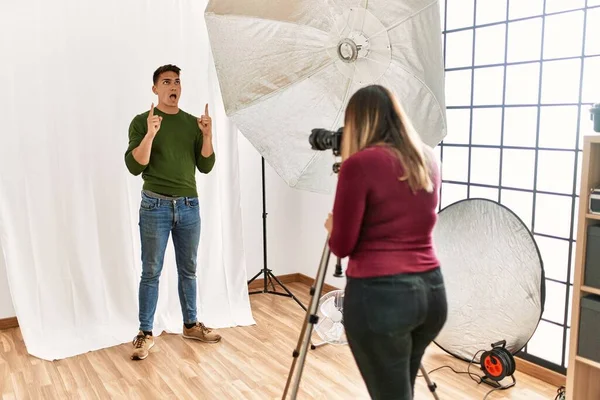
[125,64,221,360]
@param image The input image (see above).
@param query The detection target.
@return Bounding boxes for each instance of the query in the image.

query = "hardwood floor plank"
[1,282,562,399]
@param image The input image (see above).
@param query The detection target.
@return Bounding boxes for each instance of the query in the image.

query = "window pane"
[446,0,474,30]
[545,0,585,13]
[505,63,540,105]
[501,189,533,230]
[470,148,500,186]
[543,11,585,59]
[445,70,472,107]
[475,25,506,66]
[445,30,473,68]
[445,109,471,144]
[589,0,600,6]
[582,57,600,104]
[586,8,600,56]
[504,107,538,147]
[476,0,507,25]
[534,194,573,239]
[507,19,542,63]
[473,66,504,105]
[541,59,582,104]
[526,320,564,365]
[509,0,544,19]
[440,183,468,209]
[539,106,579,149]
[502,149,536,190]
[441,146,469,182]
[534,235,569,282]
[536,150,576,194]
[469,186,498,201]
[472,108,502,145]
[543,280,567,325]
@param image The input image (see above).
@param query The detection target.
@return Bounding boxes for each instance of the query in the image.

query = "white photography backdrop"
[0,0,255,361]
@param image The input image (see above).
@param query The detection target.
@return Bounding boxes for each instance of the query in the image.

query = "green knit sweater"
[124,108,215,197]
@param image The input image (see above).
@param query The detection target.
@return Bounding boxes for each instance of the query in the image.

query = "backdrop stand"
[247,157,307,311]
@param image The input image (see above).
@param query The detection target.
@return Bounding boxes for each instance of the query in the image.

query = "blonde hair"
[343,85,434,194]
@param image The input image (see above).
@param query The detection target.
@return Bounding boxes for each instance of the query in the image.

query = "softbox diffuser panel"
[204,0,447,193]
[432,198,545,362]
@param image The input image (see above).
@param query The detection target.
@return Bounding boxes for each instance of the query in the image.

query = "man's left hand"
[198,104,212,138]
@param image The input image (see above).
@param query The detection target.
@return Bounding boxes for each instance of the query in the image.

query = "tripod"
[281,237,440,400]
[247,157,306,311]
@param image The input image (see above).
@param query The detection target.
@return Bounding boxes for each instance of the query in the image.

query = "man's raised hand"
[198,104,212,138]
[147,103,162,137]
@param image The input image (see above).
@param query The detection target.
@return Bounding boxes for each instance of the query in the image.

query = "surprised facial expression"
[153,71,181,107]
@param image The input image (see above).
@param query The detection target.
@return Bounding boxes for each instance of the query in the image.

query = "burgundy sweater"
[328,146,441,278]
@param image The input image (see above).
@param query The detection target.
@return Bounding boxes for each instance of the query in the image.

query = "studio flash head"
[591,103,600,133]
[309,127,343,156]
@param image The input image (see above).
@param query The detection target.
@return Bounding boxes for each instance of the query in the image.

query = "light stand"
[247,157,307,311]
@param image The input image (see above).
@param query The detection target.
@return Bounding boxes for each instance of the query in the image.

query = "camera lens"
[309,129,334,151]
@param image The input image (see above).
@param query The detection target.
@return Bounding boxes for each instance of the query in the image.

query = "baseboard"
[248,273,301,291]
[296,273,341,294]
[0,317,18,330]
[515,357,566,387]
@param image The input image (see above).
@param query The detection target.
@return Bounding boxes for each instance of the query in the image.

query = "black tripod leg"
[282,238,332,400]
[268,271,307,311]
[248,157,305,306]
[247,269,264,286]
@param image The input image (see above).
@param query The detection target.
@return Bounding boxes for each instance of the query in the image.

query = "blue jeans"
[343,267,448,400]
[137,191,201,331]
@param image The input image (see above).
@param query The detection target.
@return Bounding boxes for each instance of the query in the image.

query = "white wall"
[0,132,342,321]
[238,134,345,291]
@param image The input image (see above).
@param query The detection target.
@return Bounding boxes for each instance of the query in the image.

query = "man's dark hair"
[153,64,181,85]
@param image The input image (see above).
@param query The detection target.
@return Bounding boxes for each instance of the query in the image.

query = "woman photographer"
[325,85,447,399]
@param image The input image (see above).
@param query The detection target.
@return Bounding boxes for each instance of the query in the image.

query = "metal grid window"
[436,0,600,374]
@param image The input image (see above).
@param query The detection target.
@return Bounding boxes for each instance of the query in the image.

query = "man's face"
[153,71,181,107]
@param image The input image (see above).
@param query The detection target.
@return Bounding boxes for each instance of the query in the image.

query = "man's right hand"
[131,104,161,166]
[147,103,162,137]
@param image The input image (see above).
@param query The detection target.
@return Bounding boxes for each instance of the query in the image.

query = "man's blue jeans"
[137,191,200,332]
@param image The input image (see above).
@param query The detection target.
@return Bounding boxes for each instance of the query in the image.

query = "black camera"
[591,104,600,133]
[309,127,343,156]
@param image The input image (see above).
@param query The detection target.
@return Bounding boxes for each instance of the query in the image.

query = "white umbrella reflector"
[205,0,447,193]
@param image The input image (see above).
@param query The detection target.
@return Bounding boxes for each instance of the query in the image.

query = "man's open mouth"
[169,94,177,100]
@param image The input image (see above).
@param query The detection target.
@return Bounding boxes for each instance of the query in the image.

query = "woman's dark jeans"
[343,267,448,400]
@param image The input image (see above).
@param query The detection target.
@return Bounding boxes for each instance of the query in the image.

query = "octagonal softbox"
[204,0,447,193]
[432,198,545,362]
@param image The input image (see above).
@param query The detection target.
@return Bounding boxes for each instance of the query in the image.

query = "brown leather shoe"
[131,331,154,360]
[182,322,221,343]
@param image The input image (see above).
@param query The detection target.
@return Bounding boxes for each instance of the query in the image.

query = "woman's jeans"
[343,267,448,400]
[137,191,201,332]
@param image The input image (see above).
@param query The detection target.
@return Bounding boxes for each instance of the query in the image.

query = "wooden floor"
[1,282,562,399]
